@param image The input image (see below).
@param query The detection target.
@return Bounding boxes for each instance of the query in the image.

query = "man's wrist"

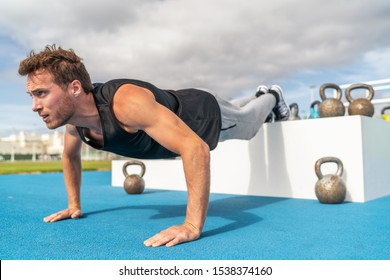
[184,221,201,235]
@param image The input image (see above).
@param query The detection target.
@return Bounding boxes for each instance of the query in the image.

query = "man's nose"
[32,97,42,112]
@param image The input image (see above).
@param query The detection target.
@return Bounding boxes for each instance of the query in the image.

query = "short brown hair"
[18,44,93,93]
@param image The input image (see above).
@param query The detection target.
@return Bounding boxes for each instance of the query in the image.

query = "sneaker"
[269,85,290,121]
[255,85,269,97]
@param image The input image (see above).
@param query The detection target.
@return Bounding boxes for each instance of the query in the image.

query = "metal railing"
[339,78,390,106]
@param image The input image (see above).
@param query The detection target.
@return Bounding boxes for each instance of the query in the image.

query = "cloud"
[356,48,390,80]
[1,0,390,99]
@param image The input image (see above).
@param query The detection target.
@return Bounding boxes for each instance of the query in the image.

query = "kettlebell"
[289,103,301,120]
[309,100,321,119]
[381,106,390,121]
[319,83,345,118]
[314,157,346,204]
[345,83,375,117]
[122,160,146,194]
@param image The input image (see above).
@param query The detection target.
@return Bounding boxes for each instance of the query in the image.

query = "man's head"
[19,45,93,129]
[18,44,93,93]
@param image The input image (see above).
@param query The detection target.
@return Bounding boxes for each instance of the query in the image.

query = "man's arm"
[112,84,211,247]
[43,125,83,222]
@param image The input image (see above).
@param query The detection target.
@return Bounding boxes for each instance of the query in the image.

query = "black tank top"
[76,79,221,159]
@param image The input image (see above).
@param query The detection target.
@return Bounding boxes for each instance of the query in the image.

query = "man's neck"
[69,93,102,133]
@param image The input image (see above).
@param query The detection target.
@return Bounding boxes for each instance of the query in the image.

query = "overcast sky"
[1,0,390,135]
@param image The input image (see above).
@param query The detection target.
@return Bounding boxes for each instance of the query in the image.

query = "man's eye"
[33,90,47,97]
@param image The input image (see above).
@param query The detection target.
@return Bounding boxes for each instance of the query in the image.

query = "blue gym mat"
[1,171,389,260]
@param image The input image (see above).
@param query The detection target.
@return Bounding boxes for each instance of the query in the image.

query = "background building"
[0,131,117,161]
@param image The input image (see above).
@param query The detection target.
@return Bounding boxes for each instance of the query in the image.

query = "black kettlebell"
[122,160,146,194]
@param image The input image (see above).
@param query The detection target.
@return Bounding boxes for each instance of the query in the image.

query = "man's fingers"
[165,237,181,248]
[43,209,81,223]
[43,212,63,222]
[144,224,200,248]
[144,232,168,247]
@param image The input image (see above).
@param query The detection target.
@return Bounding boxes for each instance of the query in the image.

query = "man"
[18,45,290,247]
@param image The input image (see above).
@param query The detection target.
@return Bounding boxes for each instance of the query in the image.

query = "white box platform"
[112,116,390,202]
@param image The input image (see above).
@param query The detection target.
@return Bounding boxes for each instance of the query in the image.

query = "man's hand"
[43,208,82,223]
[144,222,201,248]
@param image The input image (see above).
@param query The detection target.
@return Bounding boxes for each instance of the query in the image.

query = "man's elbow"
[194,139,210,163]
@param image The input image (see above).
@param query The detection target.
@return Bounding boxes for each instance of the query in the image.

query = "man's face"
[26,69,75,129]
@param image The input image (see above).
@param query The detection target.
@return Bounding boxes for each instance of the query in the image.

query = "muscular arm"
[113,84,211,247]
[44,125,83,222]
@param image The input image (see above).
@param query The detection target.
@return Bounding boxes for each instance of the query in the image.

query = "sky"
[1,0,390,136]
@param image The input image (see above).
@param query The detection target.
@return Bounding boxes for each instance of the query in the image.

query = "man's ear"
[70,80,83,97]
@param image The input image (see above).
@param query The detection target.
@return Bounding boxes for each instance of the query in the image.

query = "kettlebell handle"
[122,160,146,178]
[310,100,321,109]
[315,157,343,179]
[345,83,374,103]
[319,83,342,101]
[381,106,390,115]
[289,103,299,115]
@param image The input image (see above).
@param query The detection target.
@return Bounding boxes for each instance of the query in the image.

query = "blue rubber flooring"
[1,171,390,260]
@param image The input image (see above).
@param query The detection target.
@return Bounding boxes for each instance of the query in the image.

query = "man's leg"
[217,85,290,142]
[230,95,256,107]
[217,94,275,141]
[230,85,269,107]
